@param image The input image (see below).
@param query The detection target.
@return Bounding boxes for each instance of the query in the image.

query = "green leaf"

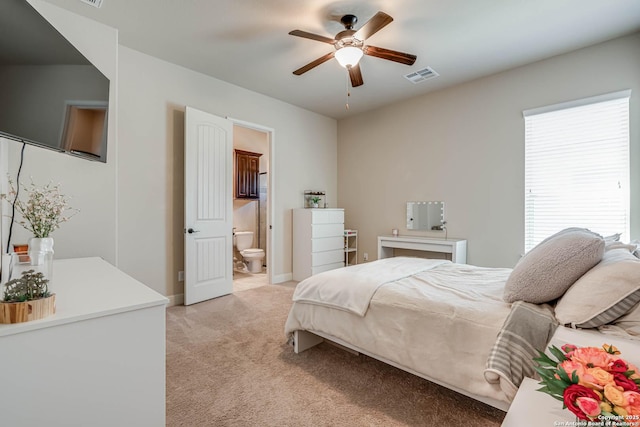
[546,381,568,397]
[556,368,572,383]
[570,371,579,384]
[534,351,558,367]
[534,366,556,378]
[549,345,568,363]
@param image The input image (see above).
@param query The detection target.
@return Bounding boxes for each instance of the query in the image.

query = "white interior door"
[184,106,233,305]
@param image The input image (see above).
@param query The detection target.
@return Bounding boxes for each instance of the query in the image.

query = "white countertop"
[0,257,168,337]
[378,235,466,242]
[501,377,574,426]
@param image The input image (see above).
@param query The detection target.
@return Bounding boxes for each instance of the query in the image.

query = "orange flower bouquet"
[534,344,640,425]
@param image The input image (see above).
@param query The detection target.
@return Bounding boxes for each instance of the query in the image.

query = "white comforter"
[292,257,449,316]
[285,257,514,405]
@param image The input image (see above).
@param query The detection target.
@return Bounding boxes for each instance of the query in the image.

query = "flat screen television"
[0,0,110,162]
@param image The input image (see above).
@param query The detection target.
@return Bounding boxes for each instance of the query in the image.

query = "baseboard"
[166,293,184,307]
[272,272,293,284]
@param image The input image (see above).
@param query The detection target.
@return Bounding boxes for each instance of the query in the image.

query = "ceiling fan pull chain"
[345,71,351,110]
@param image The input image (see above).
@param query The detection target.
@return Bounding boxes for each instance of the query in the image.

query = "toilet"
[234,231,265,273]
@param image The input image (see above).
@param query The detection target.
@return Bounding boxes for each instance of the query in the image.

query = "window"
[523,90,630,252]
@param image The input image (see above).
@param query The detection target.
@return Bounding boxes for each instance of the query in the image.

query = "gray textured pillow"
[612,301,640,336]
[555,247,640,327]
[503,228,604,304]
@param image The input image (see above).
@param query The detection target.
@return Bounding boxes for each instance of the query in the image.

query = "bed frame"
[293,329,511,411]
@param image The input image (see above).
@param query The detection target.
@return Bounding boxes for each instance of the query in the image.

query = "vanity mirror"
[406,201,445,230]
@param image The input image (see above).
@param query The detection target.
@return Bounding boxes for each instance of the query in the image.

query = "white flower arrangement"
[2,178,78,238]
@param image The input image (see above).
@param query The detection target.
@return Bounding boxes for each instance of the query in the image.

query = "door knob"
[187,228,200,234]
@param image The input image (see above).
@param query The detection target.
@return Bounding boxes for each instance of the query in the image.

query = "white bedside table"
[501,377,574,426]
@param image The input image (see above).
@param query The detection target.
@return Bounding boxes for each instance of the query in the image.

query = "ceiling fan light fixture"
[335,46,363,68]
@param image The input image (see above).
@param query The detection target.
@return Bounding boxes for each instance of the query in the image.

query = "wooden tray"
[0,294,56,324]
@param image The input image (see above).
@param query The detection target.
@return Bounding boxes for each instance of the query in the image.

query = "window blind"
[523,91,630,252]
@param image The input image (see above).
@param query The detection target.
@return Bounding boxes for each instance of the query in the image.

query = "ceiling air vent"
[404,67,439,84]
[80,0,103,8]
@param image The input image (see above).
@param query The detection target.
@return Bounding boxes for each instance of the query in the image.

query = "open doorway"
[230,120,274,292]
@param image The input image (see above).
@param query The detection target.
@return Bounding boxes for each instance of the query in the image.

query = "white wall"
[337,33,640,268]
[117,46,337,299]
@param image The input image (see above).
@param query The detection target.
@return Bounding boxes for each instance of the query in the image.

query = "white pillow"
[503,228,604,304]
[555,248,640,328]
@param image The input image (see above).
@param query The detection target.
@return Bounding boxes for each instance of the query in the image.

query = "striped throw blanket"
[484,301,558,400]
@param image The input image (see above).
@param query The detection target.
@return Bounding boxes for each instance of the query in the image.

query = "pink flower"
[571,347,615,369]
[564,384,601,420]
[562,344,578,354]
[576,397,601,418]
[559,359,587,380]
[623,391,640,416]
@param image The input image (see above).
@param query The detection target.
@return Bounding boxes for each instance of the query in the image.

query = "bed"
[284,228,640,412]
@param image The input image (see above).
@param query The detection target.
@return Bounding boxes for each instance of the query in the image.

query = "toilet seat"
[241,248,264,257]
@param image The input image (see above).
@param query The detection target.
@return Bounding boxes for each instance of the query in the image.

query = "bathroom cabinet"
[293,208,345,281]
[235,149,262,199]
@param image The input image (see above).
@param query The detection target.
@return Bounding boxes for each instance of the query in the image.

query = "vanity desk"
[377,235,467,263]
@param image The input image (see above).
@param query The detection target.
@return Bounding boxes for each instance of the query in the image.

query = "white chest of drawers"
[293,208,345,281]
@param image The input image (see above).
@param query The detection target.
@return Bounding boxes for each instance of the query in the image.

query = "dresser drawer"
[311,209,344,224]
[311,223,343,238]
[312,261,344,276]
[312,236,343,252]
[312,249,344,266]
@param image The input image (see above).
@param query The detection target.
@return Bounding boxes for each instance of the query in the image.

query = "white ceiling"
[42,0,640,119]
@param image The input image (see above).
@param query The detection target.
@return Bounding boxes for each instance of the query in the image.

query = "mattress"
[285,258,514,404]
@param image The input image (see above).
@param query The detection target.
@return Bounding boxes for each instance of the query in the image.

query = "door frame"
[227,117,275,285]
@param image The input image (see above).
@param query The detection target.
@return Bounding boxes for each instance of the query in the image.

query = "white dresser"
[293,208,345,281]
[0,257,168,427]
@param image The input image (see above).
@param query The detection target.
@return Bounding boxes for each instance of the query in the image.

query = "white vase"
[27,237,54,293]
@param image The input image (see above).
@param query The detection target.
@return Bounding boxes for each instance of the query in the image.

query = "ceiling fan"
[289,11,417,87]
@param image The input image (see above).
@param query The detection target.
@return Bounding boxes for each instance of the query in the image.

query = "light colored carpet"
[166,283,506,426]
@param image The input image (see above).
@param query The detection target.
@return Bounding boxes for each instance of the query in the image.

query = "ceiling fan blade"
[288,30,336,44]
[348,64,363,87]
[292,52,335,75]
[353,11,393,41]
[363,45,417,66]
